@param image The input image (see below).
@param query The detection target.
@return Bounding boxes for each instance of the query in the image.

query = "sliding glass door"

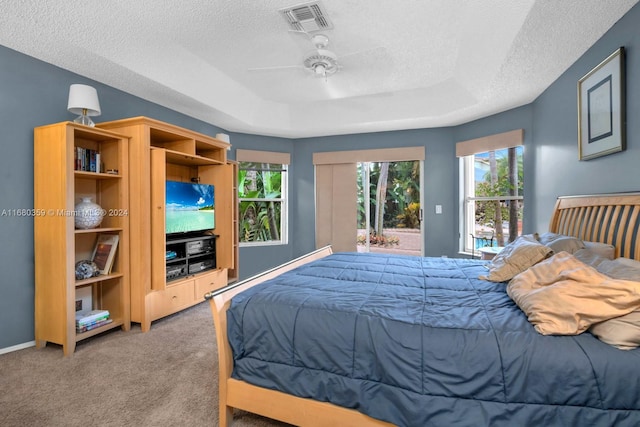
[357,160,423,256]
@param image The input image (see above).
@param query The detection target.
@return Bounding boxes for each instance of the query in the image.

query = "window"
[237,150,289,246]
[457,130,524,254]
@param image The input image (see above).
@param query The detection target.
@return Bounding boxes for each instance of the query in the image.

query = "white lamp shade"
[67,84,101,116]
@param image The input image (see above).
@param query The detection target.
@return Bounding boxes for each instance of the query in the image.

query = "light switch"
[435,205,442,214]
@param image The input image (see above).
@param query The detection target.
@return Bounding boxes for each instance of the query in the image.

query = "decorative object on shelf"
[91,233,120,275]
[75,286,93,312]
[216,133,230,143]
[75,260,100,280]
[67,84,101,127]
[74,197,105,229]
[578,47,626,161]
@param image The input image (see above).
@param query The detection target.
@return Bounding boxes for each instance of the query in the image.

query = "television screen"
[165,180,215,235]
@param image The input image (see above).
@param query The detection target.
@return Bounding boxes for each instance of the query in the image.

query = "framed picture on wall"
[577,47,625,160]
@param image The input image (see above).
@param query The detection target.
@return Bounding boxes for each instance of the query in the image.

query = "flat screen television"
[165,180,215,235]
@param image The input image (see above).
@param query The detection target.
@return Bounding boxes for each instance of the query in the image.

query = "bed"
[205,193,640,426]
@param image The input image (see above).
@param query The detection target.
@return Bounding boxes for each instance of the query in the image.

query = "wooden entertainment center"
[98,117,238,332]
[34,117,238,354]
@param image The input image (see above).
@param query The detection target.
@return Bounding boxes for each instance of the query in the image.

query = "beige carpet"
[0,302,291,427]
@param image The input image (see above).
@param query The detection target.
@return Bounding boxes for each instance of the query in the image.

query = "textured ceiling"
[0,0,637,138]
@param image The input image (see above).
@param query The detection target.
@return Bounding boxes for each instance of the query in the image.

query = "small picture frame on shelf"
[577,46,626,160]
[91,234,119,275]
[75,286,92,312]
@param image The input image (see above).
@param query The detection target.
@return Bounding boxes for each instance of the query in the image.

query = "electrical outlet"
[435,205,442,214]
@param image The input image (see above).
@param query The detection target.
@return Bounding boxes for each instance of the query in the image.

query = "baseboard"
[0,341,35,355]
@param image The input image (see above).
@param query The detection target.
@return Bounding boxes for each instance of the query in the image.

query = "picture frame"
[91,233,119,275]
[75,286,93,313]
[577,47,625,160]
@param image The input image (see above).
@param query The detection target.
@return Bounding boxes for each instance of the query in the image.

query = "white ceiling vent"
[280,1,333,33]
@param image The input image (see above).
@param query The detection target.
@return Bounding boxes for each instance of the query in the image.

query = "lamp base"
[73,115,95,127]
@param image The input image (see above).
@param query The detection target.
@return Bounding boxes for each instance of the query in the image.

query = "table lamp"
[67,84,101,126]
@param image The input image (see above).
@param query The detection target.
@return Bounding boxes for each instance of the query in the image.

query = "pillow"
[507,251,640,335]
[480,234,552,282]
[596,257,640,281]
[590,311,640,350]
[545,236,585,254]
[572,248,608,268]
[588,257,640,349]
[537,232,565,245]
[583,241,616,260]
[538,232,616,259]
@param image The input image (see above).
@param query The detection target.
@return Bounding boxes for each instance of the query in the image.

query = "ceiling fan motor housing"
[304,48,338,76]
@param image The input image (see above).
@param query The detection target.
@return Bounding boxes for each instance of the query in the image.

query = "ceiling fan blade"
[339,46,385,60]
[247,65,305,72]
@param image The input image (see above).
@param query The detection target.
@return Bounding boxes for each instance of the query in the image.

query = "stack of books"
[75,147,101,173]
[75,309,112,333]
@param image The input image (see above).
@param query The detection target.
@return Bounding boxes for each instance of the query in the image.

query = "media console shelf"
[166,234,217,281]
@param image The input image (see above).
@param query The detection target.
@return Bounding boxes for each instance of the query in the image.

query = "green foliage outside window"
[238,162,285,243]
[357,161,421,232]
[474,148,523,246]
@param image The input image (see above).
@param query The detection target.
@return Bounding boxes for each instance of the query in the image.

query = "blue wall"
[292,127,457,258]
[0,45,293,350]
[1,2,639,351]
[530,4,640,232]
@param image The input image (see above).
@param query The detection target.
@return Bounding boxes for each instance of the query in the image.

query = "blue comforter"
[227,252,640,426]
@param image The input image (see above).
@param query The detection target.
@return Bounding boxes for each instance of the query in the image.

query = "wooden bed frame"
[549,193,640,260]
[205,192,640,426]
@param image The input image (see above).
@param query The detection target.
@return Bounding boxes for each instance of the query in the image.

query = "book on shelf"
[74,147,101,172]
[77,318,113,333]
[76,313,110,327]
[92,234,119,275]
[75,309,110,326]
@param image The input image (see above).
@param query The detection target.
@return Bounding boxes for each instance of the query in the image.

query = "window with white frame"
[457,130,524,254]
[236,150,289,246]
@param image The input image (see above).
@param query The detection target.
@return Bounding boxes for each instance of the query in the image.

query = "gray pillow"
[572,248,608,268]
[538,232,615,259]
[596,257,640,281]
[546,236,585,254]
[537,232,565,245]
[583,241,616,260]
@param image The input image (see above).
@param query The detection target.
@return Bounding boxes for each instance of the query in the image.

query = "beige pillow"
[589,257,640,349]
[480,234,552,282]
[590,311,640,350]
[507,252,640,335]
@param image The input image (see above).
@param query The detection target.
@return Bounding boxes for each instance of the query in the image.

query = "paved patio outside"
[357,228,421,257]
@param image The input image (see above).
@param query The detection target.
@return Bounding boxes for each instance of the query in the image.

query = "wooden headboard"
[549,193,640,260]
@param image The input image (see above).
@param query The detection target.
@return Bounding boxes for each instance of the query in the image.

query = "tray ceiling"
[0,0,637,138]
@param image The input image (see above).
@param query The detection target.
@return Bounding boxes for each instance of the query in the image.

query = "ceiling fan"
[248,33,367,79]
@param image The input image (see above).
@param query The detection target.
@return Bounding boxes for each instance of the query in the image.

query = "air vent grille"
[280,1,333,33]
